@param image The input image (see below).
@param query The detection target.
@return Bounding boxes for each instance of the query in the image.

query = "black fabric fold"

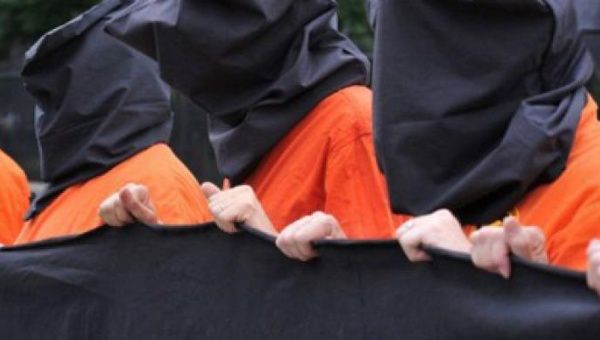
[574,0,600,104]
[105,0,369,183]
[371,0,594,223]
[0,222,599,339]
[21,0,173,219]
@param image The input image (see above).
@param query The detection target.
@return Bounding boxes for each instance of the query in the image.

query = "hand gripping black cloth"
[371,0,595,224]
[21,0,173,219]
[105,0,369,184]
[1,223,599,339]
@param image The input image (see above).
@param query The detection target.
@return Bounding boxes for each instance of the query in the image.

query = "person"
[362,0,600,271]
[15,0,211,244]
[99,0,403,239]
[0,149,30,245]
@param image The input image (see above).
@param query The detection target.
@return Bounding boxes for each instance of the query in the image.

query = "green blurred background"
[0,0,374,58]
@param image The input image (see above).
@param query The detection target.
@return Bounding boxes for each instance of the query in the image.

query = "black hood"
[105,0,369,183]
[21,0,173,219]
[574,0,600,102]
[371,0,594,223]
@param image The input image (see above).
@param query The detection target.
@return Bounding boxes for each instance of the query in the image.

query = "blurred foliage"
[0,0,98,58]
[0,0,373,59]
[338,0,374,54]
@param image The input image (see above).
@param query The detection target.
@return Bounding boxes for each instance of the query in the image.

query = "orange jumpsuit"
[0,150,30,245]
[516,97,600,270]
[15,144,211,244]
[246,86,406,239]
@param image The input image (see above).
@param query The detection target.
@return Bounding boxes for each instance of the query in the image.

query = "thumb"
[201,182,221,199]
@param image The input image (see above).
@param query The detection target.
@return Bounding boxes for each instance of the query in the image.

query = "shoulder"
[316,86,374,150]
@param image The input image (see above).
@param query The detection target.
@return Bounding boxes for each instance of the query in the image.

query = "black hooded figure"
[21,0,173,218]
[105,0,370,185]
[370,0,595,224]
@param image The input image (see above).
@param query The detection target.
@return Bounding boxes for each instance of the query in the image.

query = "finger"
[201,182,222,199]
[276,216,312,260]
[587,250,600,292]
[470,228,511,278]
[222,178,231,190]
[291,213,339,260]
[284,217,315,261]
[112,197,134,226]
[396,223,431,262]
[99,196,122,227]
[212,209,238,234]
[120,188,158,224]
[588,239,600,256]
[206,195,237,233]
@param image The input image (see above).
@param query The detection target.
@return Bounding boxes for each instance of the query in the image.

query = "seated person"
[15,0,210,244]
[100,0,403,239]
[0,149,30,245]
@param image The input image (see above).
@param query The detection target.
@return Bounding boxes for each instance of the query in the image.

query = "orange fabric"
[516,97,600,271]
[246,86,407,239]
[0,150,30,245]
[15,144,211,244]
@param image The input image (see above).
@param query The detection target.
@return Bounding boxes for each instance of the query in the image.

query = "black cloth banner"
[0,223,599,339]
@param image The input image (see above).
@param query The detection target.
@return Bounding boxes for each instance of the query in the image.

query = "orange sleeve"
[0,150,29,245]
[324,131,398,239]
[517,97,600,271]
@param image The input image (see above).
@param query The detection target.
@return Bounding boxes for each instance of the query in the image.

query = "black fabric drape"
[371,0,594,224]
[21,0,173,218]
[105,0,369,184]
[0,222,599,339]
[574,0,600,106]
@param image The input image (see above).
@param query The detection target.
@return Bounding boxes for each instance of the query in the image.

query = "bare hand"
[470,217,547,279]
[201,182,276,235]
[275,211,346,262]
[587,239,600,295]
[396,209,471,262]
[99,183,159,226]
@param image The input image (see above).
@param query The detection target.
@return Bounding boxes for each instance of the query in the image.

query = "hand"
[275,211,346,262]
[396,209,471,262]
[587,239,600,295]
[99,183,159,226]
[201,182,276,234]
[470,217,547,279]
